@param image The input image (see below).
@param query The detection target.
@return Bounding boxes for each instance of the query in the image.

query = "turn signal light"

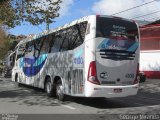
[87,61,100,85]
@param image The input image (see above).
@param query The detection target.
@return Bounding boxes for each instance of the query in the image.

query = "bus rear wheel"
[56,80,65,101]
[45,77,54,97]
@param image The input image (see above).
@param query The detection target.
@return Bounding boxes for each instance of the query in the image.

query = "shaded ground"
[0,77,160,120]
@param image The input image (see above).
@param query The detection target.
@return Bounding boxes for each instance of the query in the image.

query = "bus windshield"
[96,17,139,51]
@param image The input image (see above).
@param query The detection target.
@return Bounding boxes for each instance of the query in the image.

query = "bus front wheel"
[56,80,65,101]
[15,74,22,87]
[15,74,18,82]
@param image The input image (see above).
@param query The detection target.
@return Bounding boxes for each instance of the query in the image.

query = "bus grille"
[71,69,84,94]
[99,49,135,60]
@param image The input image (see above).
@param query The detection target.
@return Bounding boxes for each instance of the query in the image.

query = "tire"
[140,75,146,83]
[45,77,54,97]
[4,74,7,78]
[15,74,18,82]
[15,74,22,87]
[56,80,65,101]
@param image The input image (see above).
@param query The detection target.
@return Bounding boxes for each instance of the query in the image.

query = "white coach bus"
[12,15,140,101]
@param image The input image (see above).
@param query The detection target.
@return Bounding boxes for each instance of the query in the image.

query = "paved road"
[0,77,160,119]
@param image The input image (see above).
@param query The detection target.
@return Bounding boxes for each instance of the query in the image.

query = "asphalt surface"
[0,77,160,120]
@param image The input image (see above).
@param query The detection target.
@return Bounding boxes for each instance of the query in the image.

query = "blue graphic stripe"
[33,54,47,67]
[127,42,138,52]
[21,54,48,77]
[19,58,24,68]
[74,49,83,58]
[97,38,138,52]
[97,39,109,49]
[23,60,46,77]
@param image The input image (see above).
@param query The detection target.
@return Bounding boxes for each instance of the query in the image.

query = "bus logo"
[74,49,84,64]
[100,72,109,79]
[125,73,134,78]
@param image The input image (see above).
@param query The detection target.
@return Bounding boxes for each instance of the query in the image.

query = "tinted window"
[51,33,63,52]
[33,36,51,57]
[96,17,139,41]
[10,52,16,67]
[50,21,87,53]
[40,36,50,54]
[17,43,26,59]
[25,41,34,55]
[96,17,139,51]
[33,39,41,57]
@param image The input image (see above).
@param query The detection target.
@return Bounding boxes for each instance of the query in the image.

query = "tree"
[0,0,18,28]
[0,0,62,28]
[0,27,10,60]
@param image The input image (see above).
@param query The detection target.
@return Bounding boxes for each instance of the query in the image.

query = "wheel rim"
[46,82,51,94]
[56,84,64,100]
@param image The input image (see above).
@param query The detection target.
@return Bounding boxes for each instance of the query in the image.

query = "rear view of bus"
[85,15,139,98]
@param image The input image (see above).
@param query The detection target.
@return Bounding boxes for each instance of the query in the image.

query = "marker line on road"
[23,90,30,92]
[133,103,146,106]
[61,105,76,110]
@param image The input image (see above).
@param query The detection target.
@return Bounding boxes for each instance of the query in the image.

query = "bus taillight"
[133,63,140,84]
[87,61,100,85]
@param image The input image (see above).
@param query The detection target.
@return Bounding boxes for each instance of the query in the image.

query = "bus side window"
[40,36,50,55]
[50,32,63,53]
[48,33,55,53]
[67,26,76,50]
[16,44,26,60]
[33,38,42,57]
[50,21,88,52]
[25,41,34,56]
[68,21,87,50]
[59,30,69,52]
[10,52,16,68]
[32,36,50,57]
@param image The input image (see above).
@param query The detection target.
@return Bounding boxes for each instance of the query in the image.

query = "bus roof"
[16,15,136,47]
[16,15,91,47]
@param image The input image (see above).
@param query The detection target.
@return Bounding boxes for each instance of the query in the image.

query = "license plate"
[113,88,122,93]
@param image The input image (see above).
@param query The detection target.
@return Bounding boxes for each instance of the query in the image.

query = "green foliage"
[9,40,18,50]
[0,0,19,27]
[0,0,62,28]
[0,28,10,60]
